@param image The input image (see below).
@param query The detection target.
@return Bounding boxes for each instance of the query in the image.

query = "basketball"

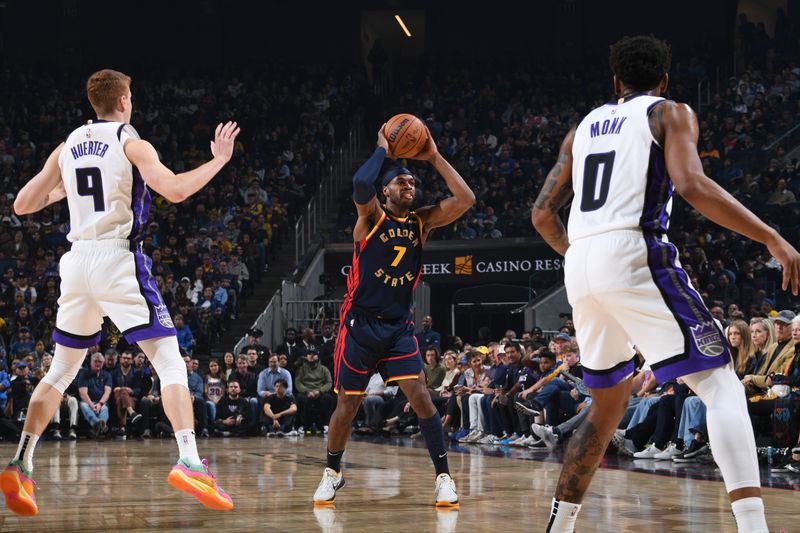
[383,113,428,159]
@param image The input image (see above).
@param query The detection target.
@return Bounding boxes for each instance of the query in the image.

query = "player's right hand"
[211,121,241,163]
[766,234,800,295]
[377,124,390,155]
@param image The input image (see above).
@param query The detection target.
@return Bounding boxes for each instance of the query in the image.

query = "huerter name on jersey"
[70,141,110,159]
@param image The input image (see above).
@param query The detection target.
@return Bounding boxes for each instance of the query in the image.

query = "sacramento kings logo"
[690,321,725,357]
[155,304,175,328]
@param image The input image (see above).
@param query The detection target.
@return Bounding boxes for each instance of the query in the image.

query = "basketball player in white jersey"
[532,36,800,533]
[1,69,240,515]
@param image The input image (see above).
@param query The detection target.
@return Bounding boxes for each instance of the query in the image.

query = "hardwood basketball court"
[0,436,796,532]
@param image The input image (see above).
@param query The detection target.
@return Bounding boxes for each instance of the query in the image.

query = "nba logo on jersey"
[690,322,725,357]
[155,304,174,328]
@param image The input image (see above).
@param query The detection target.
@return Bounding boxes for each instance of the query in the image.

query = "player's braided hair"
[609,35,671,92]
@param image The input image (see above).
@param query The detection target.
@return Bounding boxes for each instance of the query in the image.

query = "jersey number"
[76,167,105,212]
[580,151,615,212]
[391,246,407,267]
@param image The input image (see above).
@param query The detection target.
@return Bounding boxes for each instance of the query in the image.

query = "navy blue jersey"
[344,207,423,320]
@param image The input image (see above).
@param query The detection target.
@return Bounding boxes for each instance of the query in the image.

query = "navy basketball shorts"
[333,310,423,395]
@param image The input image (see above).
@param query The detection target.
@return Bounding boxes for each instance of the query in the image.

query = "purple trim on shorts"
[640,143,672,233]
[644,234,730,383]
[581,357,636,389]
[121,251,176,343]
[128,166,151,251]
[53,327,101,349]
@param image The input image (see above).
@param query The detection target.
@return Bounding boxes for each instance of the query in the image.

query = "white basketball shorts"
[564,229,730,388]
[53,240,176,348]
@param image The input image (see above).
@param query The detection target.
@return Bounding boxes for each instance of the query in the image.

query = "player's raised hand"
[412,125,438,162]
[377,124,390,156]
[767,235,800,295]
[211,121,241,163]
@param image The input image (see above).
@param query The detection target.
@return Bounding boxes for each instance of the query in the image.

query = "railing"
[696,77,711,114]
[284,299,344,332]
[233,288,282,356]
[295,121,362,265]
[764,121,800,154]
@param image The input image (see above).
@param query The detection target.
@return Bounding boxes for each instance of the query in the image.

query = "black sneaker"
[672,441,709,463]
[129,411,143,425]
[514,400,541,417]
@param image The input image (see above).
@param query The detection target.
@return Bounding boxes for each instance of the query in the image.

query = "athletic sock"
[326,449,344,473]
[731,497,768,533]
[418,412,449,476]
[14,431,39,472]
[546,498,581,533]
[175,429,201,465]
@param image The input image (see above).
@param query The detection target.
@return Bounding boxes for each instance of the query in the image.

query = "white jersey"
[58,120,150,245]
[568,94,671,242]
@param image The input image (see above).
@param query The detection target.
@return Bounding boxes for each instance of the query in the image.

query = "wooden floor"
[0,435,796,533]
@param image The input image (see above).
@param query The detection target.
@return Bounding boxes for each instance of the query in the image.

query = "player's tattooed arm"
[532,128,575,256]
[647,100,670,146]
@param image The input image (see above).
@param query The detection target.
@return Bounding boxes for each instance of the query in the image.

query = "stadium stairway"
[212,147,375,357]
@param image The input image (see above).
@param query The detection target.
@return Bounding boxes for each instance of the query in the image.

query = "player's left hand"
[211,121,241,163]
[411,125,438,162]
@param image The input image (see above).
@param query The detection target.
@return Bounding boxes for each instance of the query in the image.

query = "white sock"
[14,431,40,472]
[731,497,768,533]
[546,498,581,533]
[175,429,201,465]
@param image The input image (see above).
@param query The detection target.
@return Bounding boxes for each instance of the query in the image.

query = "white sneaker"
[285,429,300,437]
[477,434,499,445]
[434,473,459,508]
[313,467,346,506]
[531,424,559,450]
[457,430,477,443]
[653,442,682,460]
[633,444,663,459]
[465,431,485,443]
[611,429,637,457]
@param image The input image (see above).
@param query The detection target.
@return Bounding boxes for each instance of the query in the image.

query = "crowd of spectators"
[0,64,367,368]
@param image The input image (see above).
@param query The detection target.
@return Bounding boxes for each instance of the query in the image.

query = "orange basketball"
[383,114,428,159]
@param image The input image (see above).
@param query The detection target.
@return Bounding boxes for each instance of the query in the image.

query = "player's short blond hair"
[86,69,131,115]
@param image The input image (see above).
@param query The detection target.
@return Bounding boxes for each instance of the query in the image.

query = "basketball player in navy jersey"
[532,36,800,533]
[3,69,237,515]
[313,126,474,507]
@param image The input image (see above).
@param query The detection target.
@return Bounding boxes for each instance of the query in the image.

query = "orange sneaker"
[1,460,38,516]
[167,458,233,511]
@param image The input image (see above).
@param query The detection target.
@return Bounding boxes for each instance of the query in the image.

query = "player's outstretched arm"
[13,144,67,215]
[532,128,576,256]
[414,129,476,238]
[351,127,388,241]
[659,101,800,294]
[125,121,240,204]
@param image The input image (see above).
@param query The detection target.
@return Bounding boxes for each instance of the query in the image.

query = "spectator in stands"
[743,310,796,398]
[111,350,143,437]
[9,327,34,359]
[300,327,318,355]
[174,314,195,355]
[222,351,236,380]
[183,354,209,437]
[204,358,226,430]
[456,351,493,443]
[316,322,337,373]
[214,380,254,437]
[245,347,264,375]
[423,347,445,393]
[748,317,775,372]
[416,315,441,350]
[262,379,297,436]
[257,354,293,400]
[243,328,269,361]
[0,363,9,413]
[359,374,397,434]
[77,353,112,438]
[229,354,259,427]
[729,319,756,378]
[276,328,305,368]
[103,349,119,372]
[295,348,333,434]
